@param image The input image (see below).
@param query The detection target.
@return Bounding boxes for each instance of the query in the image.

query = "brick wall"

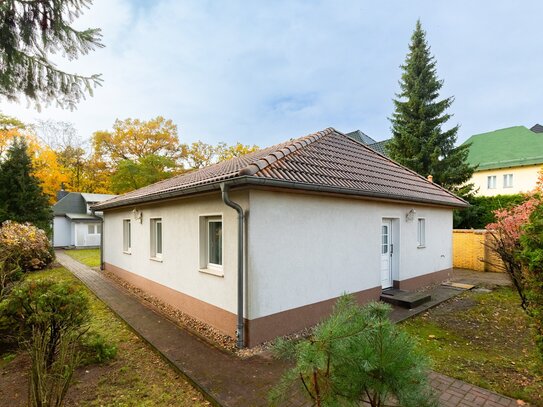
[453,230,504,272]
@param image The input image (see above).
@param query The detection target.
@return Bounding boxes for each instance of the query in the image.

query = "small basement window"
[123,219,131,253]
[417,218,426,248]
[150,218,163,260]
[199,215,223,275]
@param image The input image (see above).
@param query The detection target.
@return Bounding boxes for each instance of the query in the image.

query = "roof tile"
[94,128,466,210]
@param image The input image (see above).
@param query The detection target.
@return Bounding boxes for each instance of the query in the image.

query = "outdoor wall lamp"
[406,208,416,222]
[132,208,143,224]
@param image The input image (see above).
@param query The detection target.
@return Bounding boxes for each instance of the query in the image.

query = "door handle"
[390,244,393,256]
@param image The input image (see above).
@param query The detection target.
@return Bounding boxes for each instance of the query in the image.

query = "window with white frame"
[123,219,131,253]
[87,224,101,235]
[150,218,163,259]
[503,173,513,188]
[199,215,223,274]
[487,175,497,189]
[417,218,426,247]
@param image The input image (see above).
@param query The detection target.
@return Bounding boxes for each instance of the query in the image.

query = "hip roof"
[93,128,467,210]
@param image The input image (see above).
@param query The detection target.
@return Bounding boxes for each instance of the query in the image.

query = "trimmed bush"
[454,194,526,229]
[0,220,54,272]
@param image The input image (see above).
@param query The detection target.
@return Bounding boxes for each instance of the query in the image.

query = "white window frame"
[150,218,163,261]
[87,223,101,235]
[199,214,224,277]
[123,219,131,254]
[503,173,513,188]
[487,175,496,189]
[417,218,426,248]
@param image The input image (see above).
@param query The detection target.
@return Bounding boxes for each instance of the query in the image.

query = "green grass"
[2,267,210,406]
[64,248,101,267]
[401,287,542,405]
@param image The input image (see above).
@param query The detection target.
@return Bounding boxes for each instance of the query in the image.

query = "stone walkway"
[57,251,524,407]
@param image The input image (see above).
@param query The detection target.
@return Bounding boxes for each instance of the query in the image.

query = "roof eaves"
[94,173,467,211]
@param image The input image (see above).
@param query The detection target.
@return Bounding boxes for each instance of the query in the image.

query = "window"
[207,218,223,267]
[487,175,496,189]
[381,225,389,254]
[503,173,513,188]
[87,224,101,235]
[417,218,426,247]
[150,218,162,260]
[123,219,131,253]
[199,215,223,275]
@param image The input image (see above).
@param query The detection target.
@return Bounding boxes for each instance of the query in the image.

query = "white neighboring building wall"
[53,216,71,247]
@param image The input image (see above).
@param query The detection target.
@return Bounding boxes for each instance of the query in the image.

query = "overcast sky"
[3,0,543,147]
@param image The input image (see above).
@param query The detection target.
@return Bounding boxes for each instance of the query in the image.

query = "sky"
[2,0,543,147]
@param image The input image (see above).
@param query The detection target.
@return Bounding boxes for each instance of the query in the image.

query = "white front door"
[381,220,393,289]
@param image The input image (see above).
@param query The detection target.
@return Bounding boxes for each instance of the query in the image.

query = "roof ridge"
[238,127,336,176]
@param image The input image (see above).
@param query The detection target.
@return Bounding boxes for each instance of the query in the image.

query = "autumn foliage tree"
[486,173,543,359]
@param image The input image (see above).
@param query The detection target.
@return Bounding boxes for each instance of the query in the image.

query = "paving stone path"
[57,251,524,407]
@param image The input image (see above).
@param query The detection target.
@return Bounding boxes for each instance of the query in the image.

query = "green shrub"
[1,278,90,407]
[0,220,54,272]
[1,278,89,366]
[270,296,436,407]
[81,331,117,364]
[454,194,526,229]
[519,203,543,360]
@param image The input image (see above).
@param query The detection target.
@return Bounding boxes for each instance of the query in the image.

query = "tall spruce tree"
[0,137,52,232]
[0,0,103,109]
[387,20,474,193]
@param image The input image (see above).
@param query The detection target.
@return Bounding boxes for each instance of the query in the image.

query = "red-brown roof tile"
[93,128,467,210]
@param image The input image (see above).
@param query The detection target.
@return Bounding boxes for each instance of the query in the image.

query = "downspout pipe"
[92,209,105,271]
[220,183,245,348]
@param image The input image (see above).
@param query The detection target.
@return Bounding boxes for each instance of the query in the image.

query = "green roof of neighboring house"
[463,126,543,171]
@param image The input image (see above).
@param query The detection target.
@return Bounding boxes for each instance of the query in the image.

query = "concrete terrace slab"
[56,251,522,407]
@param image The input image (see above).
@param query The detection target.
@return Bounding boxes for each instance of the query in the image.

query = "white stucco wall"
[247,190,452,319]
[103,191,247,315]
[53,216,71,247]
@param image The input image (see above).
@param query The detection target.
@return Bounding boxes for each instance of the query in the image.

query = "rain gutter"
[93,176,468,212]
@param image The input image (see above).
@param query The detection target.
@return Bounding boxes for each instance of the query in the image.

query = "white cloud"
[2,0,543,147]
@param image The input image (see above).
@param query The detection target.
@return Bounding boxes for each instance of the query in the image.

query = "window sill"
[199,268,224,277]
[150,257,163,263]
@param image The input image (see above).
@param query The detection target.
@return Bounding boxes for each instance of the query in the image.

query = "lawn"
[401,286,542,405]
[64,248,101,268]
[0,267,210,407]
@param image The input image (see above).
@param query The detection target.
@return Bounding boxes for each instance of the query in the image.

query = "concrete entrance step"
[380,288,432,309]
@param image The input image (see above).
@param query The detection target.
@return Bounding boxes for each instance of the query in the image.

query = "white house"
[53,192,116,248]
[93,128,467,347]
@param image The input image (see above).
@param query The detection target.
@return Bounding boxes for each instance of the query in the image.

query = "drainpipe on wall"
[92,209,105,271]
[220,183,245,349]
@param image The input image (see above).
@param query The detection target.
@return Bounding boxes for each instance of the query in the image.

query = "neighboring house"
[346,129,391,156]
[463,125,543,196]
[53,192,117,248]
[93,128,466,347]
